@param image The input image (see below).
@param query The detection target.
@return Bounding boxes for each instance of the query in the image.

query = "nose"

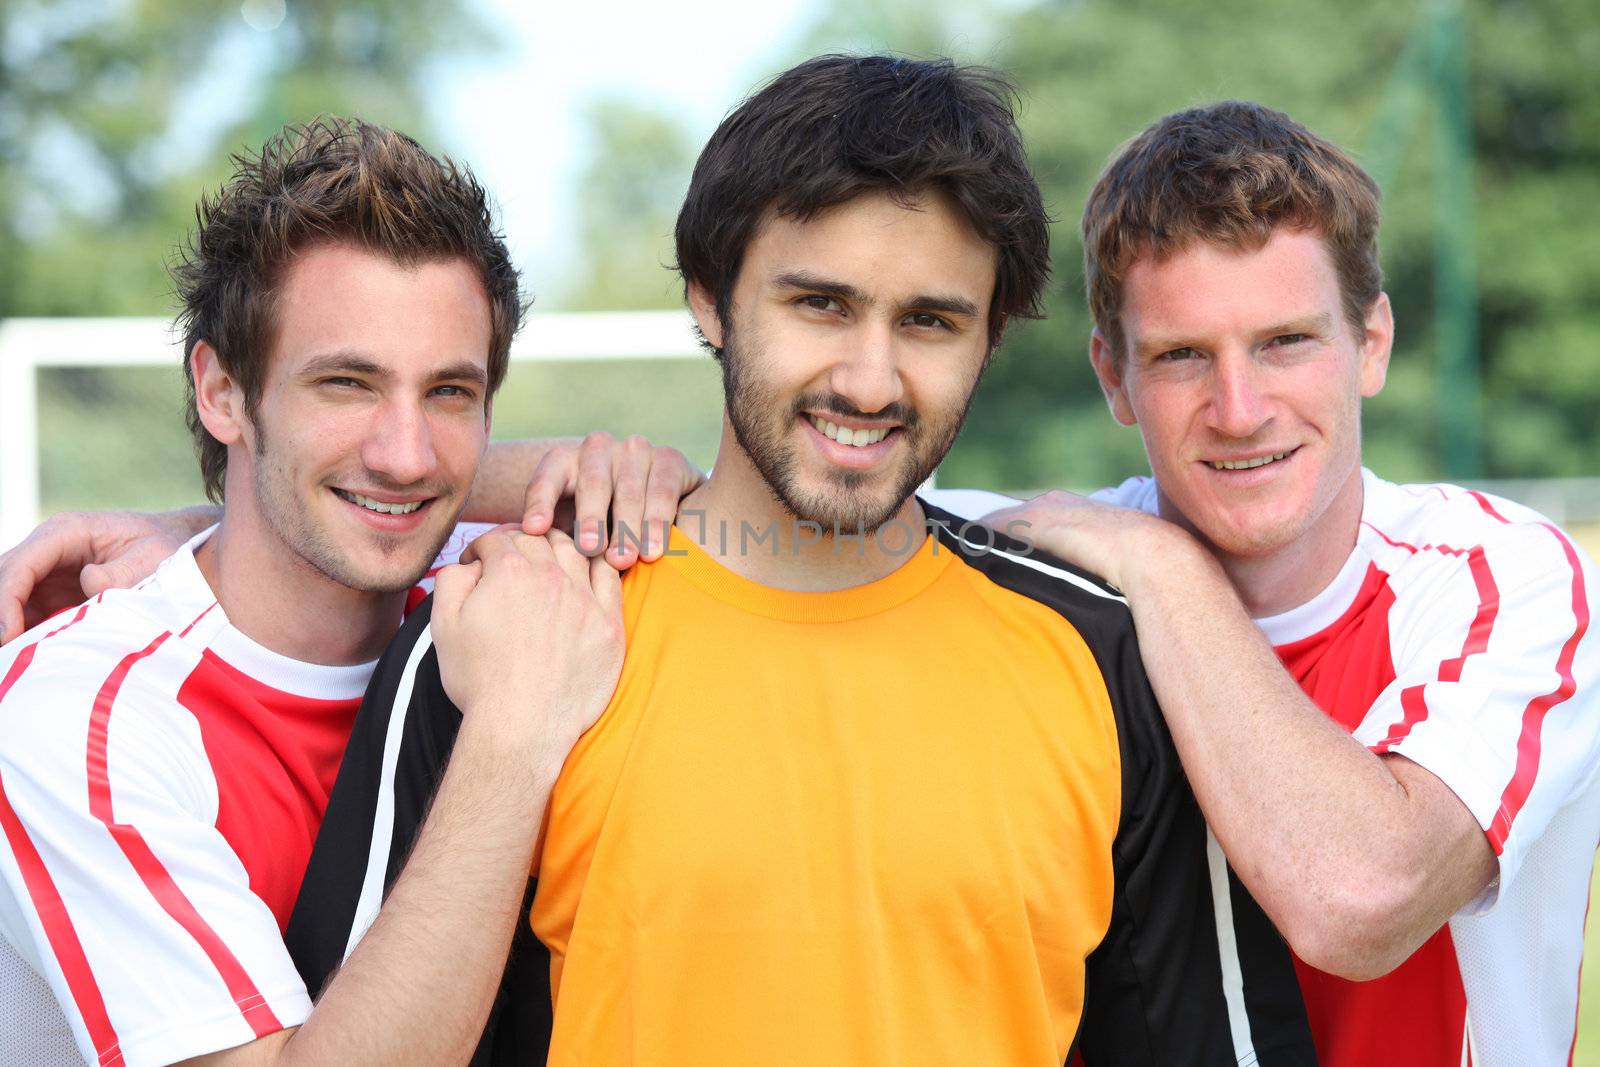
[360,399,437,487]
[828,321,905,415]
[1207,351,1271,439]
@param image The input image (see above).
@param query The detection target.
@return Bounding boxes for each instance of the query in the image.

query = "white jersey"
[1079,470,1600,1067]
[0,525,483,1067]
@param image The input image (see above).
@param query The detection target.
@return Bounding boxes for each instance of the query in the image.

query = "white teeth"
[808,415,890,447]
[1209,451,1292,471]
[336,489,424,515]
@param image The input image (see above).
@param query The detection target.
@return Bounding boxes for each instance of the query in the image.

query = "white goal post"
[0,312,706,548]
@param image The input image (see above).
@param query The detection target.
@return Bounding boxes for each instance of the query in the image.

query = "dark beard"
[719,326,981,535]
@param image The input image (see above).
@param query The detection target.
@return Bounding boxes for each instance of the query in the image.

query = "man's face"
[236,242,493,593]
[692,190,998,532]
[1093,228,1392,561]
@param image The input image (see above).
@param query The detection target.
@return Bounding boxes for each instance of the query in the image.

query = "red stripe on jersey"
[1357,526,1500,756]
[0,773,123,1065]
[1466,489,1512,525]
[1488,525,1589,852]
[0,604,122,1063]
[83,629,285,1039]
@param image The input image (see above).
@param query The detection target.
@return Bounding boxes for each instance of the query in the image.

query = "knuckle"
[582,430,616,452]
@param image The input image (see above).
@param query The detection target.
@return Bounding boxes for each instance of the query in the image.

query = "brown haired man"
[0,119,697,1066]
[288,58,1316,1066]
[965,101,1600,1066]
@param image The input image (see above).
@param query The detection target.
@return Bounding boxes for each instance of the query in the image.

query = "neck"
[194,506,404,666]
[679,425,926,592]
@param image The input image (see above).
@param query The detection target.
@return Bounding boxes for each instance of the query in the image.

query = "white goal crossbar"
[0,312,706,548]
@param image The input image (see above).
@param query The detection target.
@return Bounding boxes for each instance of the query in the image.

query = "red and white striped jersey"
[0,525,483,1067]
[1084,470,1600,1067]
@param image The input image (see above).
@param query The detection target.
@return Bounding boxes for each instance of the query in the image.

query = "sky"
[433,0,815,293]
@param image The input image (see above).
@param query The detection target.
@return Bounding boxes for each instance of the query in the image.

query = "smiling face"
[1093,227,1392,567]
[690,190,998,533]
[211,242,493,594]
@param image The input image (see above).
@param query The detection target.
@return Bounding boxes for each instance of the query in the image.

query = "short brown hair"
[675,54,1051,354]
[1082,101,1381,357]
[173,118,524,501]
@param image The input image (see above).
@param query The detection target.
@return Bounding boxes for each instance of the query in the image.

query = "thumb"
[80,561,130,598]
[431,560,483,627]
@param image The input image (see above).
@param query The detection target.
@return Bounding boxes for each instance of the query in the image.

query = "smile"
[334,489,426,515]
[1207,450,1295,472]
[808,415,892,448]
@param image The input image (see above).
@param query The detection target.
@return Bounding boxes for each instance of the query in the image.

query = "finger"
[461,523,522,565]
[544,528,592,585]
[0,593,21,646]
[572,432,617,557]
[0,552,59,645]
[520,446,578,536]
[605,436,652,567]
[588,552,624,618]
[638,448,692,561]
[79,562,125,598]
[431,559,482,625]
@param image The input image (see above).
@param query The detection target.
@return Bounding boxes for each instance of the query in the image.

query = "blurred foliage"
[0,0,490,320]
[565,0,1600,488]
[559,97,695,311]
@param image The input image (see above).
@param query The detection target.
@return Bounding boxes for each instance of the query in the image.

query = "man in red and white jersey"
[0,119,694,1067]
[955,102,1600,1066]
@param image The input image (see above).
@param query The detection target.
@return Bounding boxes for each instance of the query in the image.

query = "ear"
[1358,292,1393,398]
[686,280,726,351]
[1089,327,1137,427]
[191,340,247,447]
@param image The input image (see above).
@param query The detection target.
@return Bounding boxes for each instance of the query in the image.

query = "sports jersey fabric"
[290,502,1315,1066]
[1080,470,1600,1067]
[0,524,482,1067]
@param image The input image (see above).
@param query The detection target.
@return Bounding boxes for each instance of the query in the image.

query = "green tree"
[1,0,491,319]
[559,96,696,311]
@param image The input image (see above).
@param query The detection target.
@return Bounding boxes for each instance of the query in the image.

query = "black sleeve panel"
[282,595,554,1064]
[923,503,1313,1067]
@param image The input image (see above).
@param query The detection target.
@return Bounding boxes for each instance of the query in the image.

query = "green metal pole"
[1431,0,1483,479]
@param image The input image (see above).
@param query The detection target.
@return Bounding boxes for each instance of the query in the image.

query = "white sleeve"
[0,634,310,1067]
[1350,521,1600,911]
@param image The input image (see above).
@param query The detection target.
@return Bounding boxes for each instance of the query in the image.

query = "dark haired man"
[967,102,1600,1066]
[290,58,1316,1065]
[0,119,696,1066]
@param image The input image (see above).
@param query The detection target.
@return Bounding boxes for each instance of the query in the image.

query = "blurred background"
[3,0,1600,1052]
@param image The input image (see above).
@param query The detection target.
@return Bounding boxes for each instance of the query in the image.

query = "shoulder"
[1360,473,1594,602]
[922,499,1134,649]
[0,592,214,802]
[920,487,1020,520]
[1089,475,1159,513]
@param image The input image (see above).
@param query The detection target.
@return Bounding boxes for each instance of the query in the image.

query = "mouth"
[1205,448,1298,472]
[332,488,430,516]
[806,414,897,448]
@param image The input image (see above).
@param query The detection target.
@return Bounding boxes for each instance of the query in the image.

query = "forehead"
[740,190,998,303]
[268,242,493,372]
[1120,228,1342,341]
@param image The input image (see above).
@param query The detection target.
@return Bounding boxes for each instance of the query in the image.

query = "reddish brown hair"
[1082,100,1382,357]
[173,118,524,501]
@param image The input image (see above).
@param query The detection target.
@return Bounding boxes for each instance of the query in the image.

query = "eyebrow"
[771,270,980,320]
[298,350,488,386]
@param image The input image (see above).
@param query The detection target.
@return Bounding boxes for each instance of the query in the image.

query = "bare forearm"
[1120,531,1489,975]
[464,439,575,523]
[280,718,555,1065]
